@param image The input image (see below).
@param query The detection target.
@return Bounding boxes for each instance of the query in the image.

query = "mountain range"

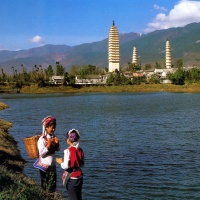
[1,22,200,74]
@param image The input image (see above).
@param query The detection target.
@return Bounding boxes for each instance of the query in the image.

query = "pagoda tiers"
[108,21,120,72]
[132,46,138,65]
[166,39,172,69]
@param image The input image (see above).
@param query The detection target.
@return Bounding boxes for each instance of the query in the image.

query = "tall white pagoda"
[132,46,138,65]
[108,21,120,72]
[166,39,172,69]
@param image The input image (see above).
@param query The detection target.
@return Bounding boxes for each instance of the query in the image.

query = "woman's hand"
[46,138,53,148]
[54,137,59,144]
[56,157,63,164]
[46,137,59,148]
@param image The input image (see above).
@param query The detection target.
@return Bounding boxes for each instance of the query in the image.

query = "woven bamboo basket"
[23,135,41,159]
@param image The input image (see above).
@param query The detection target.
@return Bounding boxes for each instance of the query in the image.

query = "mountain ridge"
[1,22,200,74]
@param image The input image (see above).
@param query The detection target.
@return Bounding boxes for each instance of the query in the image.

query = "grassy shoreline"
[0,83,200,94]
[17,83,200,94]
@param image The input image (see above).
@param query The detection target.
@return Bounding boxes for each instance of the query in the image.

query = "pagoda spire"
[113,20,115,26]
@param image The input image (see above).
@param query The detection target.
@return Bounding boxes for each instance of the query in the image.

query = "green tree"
[11,66,17,82]
[79,66,89,79]
[106,73,114,85]
[106,72,131,85]
[105,67,109,73]
[0,67,7,82]
[56,62,65,76]
[144,63,152,70]
[155,62,162,69]
[70,65,79,76]
[63,72,70,86]
[148,74,160,84]
[113,73,121,85]
[120,74,132,85]
[20,64,30,84]
[128,63,141,71]
[176,59,183,68]
[186,68,200,83]
[168,67,185,85]
[69,74,76,85]
[30,65,46,87]
[47,65,54,77]
[87,64,96,74]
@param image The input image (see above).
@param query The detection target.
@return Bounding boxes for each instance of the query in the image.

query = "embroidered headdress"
[41,116,56,136]
[67,129,80,143]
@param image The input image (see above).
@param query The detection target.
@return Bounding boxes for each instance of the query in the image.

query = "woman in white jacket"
[36,116,60,193]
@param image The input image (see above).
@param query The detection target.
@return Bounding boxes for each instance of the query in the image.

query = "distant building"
[166,39,172,69]
[50,76,64,84]
[108,21,120,72]
[132,46,138,65]
[124,71,144,78]
[75,75,108,85]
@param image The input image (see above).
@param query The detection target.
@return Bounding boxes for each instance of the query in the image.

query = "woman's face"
[46,125,55,135]
[67,138,72,146]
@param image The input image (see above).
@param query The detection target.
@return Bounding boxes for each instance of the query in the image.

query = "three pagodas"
[108,21,172,72]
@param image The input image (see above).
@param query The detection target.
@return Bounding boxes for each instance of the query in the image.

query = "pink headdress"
[41,116,56,136]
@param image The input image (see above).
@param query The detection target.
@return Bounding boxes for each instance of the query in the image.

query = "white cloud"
[153,4,167,12]
[145,0,200,32]
[30,35,45,44]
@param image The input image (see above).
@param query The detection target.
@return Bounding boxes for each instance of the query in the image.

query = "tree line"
[0,63,107,88]
[0,59,200,88]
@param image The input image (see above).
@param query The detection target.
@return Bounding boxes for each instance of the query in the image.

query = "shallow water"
[1,92,200,199]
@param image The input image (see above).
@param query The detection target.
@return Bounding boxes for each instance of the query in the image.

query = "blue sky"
[1,0,200,50]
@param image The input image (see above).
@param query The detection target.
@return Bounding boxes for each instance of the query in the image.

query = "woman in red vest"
[56,129,84,200]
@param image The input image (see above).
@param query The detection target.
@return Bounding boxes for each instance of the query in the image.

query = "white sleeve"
[61,149,70,170]
[37,137,48,157]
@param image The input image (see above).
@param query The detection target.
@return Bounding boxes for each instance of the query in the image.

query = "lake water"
[1,92,200,200]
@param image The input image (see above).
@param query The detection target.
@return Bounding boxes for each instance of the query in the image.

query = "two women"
[35,116,84,200]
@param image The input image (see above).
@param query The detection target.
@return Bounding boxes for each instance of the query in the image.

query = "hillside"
[1,22,200,74]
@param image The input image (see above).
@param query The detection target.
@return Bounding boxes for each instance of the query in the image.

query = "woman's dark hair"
[46,120,56,129]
